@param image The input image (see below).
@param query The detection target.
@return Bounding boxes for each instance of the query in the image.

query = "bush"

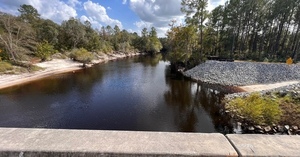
[70,48,94,65]
[0,49,9,61]
[0,61,13,73]
[35,41,57,61]
[99,41,113,54]
[227,93,282,125]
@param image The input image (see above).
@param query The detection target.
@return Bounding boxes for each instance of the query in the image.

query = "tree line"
[166,0,300,69]
[0,4,162,63]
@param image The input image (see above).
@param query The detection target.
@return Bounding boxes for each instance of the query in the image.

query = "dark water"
[0,56,232,133]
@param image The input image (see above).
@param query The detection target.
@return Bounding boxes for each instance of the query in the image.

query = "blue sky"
[0,0,226,37]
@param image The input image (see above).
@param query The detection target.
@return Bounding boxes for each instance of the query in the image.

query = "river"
[0,55,233,133]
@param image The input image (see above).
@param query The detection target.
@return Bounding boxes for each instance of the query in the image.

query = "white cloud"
[134,21,151,29]
[130,0,226,37]
[208,0,226,11]
[0,0,77,23]
[83,1,122,29]
[122,0,127,5]
[107,6,112,10]
[40,1,77,23]
[130,0,184,37]
[68,0,81,8]
[80,15,102,29]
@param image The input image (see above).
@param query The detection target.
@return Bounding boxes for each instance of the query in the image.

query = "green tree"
[167,25,198,66]
[181,0,209,61]
[147,27,162,54]
[58,17,86,49]
[83,20,101,51]
[36,19,59,45]
[36,41,57,61]
[18,4,40,24]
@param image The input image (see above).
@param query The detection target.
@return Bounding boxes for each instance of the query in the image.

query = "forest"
[1,0,300,71]
[167,0,300,68]
[0,4,162,69]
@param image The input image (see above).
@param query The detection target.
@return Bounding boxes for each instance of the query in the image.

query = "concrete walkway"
[0,128,299,156]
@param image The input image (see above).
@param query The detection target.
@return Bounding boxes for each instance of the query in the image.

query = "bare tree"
[0,13,22,61]
[0,12,36,61]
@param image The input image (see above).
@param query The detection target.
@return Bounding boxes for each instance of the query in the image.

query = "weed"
[0,61,13,73]
[227,93,282,125]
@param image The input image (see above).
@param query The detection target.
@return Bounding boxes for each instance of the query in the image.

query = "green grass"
[0,61,13,73]
[226,93,282,125]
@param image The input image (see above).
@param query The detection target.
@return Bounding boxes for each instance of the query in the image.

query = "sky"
[0,0,226,37]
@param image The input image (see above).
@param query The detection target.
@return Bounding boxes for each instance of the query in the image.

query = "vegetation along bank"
[0,4,162,88]
[184,60,300,134]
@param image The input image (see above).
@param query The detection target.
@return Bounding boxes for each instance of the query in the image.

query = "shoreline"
[184,60,300,93]
[237,81,300,92]
[0,52,142,90]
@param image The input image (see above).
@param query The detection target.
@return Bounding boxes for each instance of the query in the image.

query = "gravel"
[184,61,300,86]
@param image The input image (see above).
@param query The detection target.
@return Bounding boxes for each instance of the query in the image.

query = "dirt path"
[239,81,300,92]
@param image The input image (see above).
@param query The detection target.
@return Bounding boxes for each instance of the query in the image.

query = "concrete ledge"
[0,128,237,157]
[226,134,300,157]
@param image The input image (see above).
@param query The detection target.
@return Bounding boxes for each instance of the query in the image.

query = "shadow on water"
[164,66,233,133]
[0,55,234,133]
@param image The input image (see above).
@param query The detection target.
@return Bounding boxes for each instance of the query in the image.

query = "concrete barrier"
[0,128,237,157]
[1,128,299,157]
[226,134,300,157]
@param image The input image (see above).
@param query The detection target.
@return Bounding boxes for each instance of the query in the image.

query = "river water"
[0,56,233,133]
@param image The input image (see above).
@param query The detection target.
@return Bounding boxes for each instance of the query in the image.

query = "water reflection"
[0,56,232,133]
[163,66,232,133]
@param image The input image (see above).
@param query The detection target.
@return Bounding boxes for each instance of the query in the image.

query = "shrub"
[0,61,13,73]
[10,61,43,72]
[263,57,269,62]
[70,48,94,65]
[227,93,282,125]
[35,41,57,61]
[99,41,113,54]
[0,49,9,61]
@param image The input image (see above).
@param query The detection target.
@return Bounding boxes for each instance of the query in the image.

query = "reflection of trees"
[73,66,104,93]
[0,65,104,101]
[0,75,74,96]
[164,66,198,132]
[194,82,233,134]
[164,66,233,133]
[134,54,162,67]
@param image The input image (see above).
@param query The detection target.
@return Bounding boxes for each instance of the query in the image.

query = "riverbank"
[184,60,300,87]
[0,52,142,90]
[184,60,300,134]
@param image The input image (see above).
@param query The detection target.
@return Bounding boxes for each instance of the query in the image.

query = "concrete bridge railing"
[0,128,299,156]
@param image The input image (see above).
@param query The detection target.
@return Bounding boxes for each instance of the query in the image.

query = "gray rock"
[254,125,263,131]
[248,126,255,131]
[292,126,299,130]
[284,125,290,130]
[184,61,300,86]
[264,126,272,133]
[277,126,284,132]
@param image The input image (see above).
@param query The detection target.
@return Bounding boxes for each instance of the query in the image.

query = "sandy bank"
[0,53,141,90]
[238,81,300,92]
